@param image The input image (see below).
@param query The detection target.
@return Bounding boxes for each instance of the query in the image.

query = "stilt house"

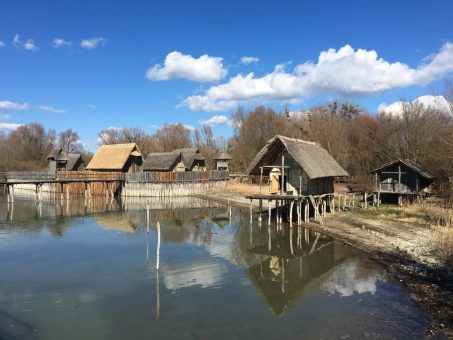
[371,159,434,196]
[174,148,207,171]
[47,148,83,173]
[248,136,348,195]
[86,143,143,172]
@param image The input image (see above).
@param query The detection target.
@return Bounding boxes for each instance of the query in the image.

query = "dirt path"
[198,188,453,337]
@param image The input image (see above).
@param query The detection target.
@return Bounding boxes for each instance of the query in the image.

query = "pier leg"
[258,199,262,222]
[66,184,70,200]
[289,200,294,224]
[268,200,271,225]
[364,192,368,209]
[249,200,253,224]
[60,183,64,201]
[156,221,161,271]
[10,185,14,203]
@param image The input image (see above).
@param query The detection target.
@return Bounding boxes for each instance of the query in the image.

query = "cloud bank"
[146,51,227,82]
[240,56,259,64]
[182,43,453,111]
[378,95,452,115]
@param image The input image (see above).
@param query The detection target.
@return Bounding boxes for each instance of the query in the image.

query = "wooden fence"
[55,171,124,195]
[1,171,54,181]
[125,170,229,183]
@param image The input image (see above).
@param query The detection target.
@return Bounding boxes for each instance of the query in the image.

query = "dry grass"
[222,182,263,195]
[404,203,453,266]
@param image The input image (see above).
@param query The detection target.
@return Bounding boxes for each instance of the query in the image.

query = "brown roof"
[173,148,206,170]
[248,135,348,179]
[371,159,434,179]
[86,143,142,170]
[215,152,232,160]
[141,152,181,171]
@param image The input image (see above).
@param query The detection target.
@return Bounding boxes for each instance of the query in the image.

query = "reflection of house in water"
[245,227,343,317]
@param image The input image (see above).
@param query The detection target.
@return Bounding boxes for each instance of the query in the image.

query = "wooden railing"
[125,170,229,183]
[56,171,125,181]
[2,171,54,181]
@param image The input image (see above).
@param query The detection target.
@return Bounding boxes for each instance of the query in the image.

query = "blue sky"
[1,0,453,150]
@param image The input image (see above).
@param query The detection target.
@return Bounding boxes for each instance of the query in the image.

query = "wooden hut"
[47,148,83,173]
[248,135,348,195]
[141,152,186,172]
[214,151,232,171]
[371,159,434,204]
[86,143,143,172]
[173,148,207,171]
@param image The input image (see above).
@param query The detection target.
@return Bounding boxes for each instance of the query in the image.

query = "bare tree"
[58,129,80,153]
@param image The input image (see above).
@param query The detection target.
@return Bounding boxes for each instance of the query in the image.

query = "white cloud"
[146,51,227,82]
[52,38,71,47]
[0,123,22,130]
[182,124,196,131]
[88,104,96,110]
[240,56,259,64]
[0,113,12,120]
[0,41,6,48]
[182,43,453,111]
[0,101,28,110]
[13,34,38,51]
[199,115,232,126]
[378,95,452,115]
[37,105,65,113]
[80,37,107,49]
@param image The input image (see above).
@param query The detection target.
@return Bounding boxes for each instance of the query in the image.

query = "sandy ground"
[197,182,453,337]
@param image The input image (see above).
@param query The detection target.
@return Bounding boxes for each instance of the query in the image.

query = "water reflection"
[0,193,425,339]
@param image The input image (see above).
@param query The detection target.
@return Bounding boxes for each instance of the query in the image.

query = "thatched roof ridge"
[67,153,82,170]
[173,148,205,169]
[47,148,68,161]
[215,151,232,160]
[371,159,434,179]
[248,135,348,179]
[86,143,142,170]
[142,152,181,171]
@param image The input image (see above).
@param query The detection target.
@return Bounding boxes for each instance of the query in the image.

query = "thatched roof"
[67,153,82,170]
[86,143,142,170]
[248,135,348,179]
[141,152,181,171]
[47,148,82,170]
[215,151,232,160]
[47,148,68,161]
[173,148,206,170]
[371,159,434,179]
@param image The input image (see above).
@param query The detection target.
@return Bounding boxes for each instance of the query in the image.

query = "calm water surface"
[0,191,426,339]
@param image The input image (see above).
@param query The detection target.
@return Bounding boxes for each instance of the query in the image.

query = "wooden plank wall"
[126,170,229,183]
[122,181,224,197]
[55,171,124,196]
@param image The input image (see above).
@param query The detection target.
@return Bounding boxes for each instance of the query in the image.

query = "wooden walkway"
[245,192,359,225]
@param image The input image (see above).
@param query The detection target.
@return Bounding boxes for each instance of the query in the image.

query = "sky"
[1,0,453,151]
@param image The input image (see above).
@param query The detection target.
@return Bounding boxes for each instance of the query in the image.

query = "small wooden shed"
[371,159,434,200]
[86,143,143,172]
[214,152,232,171]
[248,135,348,195]
[47,148,83,173]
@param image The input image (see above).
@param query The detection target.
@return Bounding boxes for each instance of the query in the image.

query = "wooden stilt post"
[352,193,355,207]
[156,221,161,271]
[60,183,64,201]
[10,184,14,203]
[258,199,262,222]
[289,200,294,224]
[364,192,368,209]
[66,184,70,200]
[268,200,271,225]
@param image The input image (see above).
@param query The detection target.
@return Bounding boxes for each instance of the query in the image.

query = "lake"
[0,191,426,339]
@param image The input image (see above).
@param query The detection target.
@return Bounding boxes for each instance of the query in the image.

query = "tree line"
[1,84,452,189]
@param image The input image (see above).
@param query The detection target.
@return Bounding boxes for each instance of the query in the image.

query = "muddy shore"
[197,189,453,338]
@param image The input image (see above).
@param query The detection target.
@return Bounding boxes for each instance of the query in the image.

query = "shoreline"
[197,190,453,338]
